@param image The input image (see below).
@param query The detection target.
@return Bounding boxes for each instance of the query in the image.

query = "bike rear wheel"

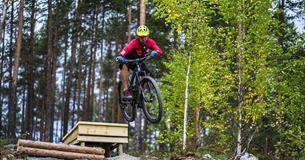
[118,81,135,122]
[140,76,163,123]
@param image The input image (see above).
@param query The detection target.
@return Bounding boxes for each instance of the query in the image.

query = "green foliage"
[153,0,304,158]
[266,33,305,158]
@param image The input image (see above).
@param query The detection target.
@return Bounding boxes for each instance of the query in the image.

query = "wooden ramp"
[63,121,128,156]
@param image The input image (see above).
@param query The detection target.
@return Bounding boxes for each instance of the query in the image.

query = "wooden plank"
[70,139,79,145]
[78,121,128,127]
[63,127,79,144]
[77,135,128,144]
[62,121,81,141]
[78,125,128,137]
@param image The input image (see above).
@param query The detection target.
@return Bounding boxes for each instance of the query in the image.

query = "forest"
[0,0,304,159]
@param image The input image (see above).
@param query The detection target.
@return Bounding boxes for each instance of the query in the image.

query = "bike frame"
[126,56,152,104]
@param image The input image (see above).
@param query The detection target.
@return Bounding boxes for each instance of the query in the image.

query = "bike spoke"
[141,77,163,123]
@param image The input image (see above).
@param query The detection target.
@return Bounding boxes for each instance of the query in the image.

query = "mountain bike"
[117,55,163,123]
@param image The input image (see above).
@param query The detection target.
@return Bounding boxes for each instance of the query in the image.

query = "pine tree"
[0,0,9,45]
[24,0,36,139]
[8,0,24,139]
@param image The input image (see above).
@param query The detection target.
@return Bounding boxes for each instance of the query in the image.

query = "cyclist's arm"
[147,38,163,57]
[119,39,137,57]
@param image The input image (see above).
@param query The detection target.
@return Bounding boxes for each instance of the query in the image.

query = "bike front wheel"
[140,76,163,123]
[118,81,135,122]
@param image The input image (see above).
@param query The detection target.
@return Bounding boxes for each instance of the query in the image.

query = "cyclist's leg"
[119,53,136,90]
[120,64,133,99]
[121,64,129,90]
[119,54,138,99]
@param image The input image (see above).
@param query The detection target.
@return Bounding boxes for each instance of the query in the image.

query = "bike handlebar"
[118,55,153,65]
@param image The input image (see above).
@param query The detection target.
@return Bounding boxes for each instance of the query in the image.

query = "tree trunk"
[21,84,26,136]
[71,86,77,126]
[32,116,36,139]
[84,50,92,121]
[60,33,68,136]
[0,0,9,45]
[48,0,61,142]
[82,66,88,120]
[7,0,15,138]
[111,54,118,123]
[194,104,200,148]
[77,34,84,121]
[63,1,80,135]
[0,49,2,136]
[24,0,36,140]
[39,70,46,141]
[235,0,246,158]
[0,1,7,136]
[44,0,54,142]
[105,88,109,121]
[18,139,105,155]
[182,53,191,150]
[111,21,119,123]
[112,16,120,123]
[139,0,146,25]
[135,0,144,145]
[8,0,24,139]
[104,78,109,122]
[98,3,106,122]
[127,0,132,42]
[89,8,99,120]
[18,147,104,159]
[135,111,142,153]
[103,43,112,122]
[84,12,96,121]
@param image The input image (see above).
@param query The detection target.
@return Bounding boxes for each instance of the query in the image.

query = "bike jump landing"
[63,121,128,157]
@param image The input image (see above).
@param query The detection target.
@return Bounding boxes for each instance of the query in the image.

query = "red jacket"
[119,37,163,58]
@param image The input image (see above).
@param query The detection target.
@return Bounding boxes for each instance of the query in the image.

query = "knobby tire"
[140,76,163,123]
[118,81,135,122]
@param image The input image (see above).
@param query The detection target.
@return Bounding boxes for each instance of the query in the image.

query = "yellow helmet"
[136,25,149,36]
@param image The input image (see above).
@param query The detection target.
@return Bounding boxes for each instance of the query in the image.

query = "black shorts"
[119,54,150,74]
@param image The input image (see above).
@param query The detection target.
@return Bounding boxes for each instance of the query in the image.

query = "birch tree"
[182,53,191,150]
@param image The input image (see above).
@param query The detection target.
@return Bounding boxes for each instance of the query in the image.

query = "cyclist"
[116,25,163,100]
